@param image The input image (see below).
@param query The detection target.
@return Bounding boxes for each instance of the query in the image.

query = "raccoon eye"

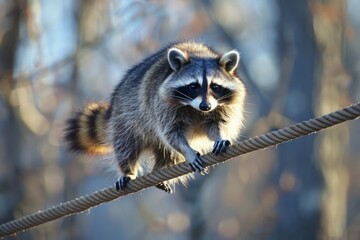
[211,84,221,92]
[188,83,200,91]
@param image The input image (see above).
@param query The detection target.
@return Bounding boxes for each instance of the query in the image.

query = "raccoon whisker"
[171,91,191,101]
[172,105,187,111]
[173,90,192,100]
[171,95,191,102]
[174,89,192,98]
[217,93,234,102]
[173,97,189,103]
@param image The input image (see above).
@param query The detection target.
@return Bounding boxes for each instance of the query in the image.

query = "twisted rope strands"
[1,102,359,238]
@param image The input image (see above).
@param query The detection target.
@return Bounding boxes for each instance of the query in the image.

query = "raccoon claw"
[155,182,173,193]
[212,140,231,155]
[115,176,131,191]
[200,167,209,175]
[189,154,205,173]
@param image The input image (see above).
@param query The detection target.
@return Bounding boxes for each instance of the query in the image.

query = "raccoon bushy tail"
[64,102,113,155]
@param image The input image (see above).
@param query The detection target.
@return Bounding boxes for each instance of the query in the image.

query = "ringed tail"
[64,102,113,155]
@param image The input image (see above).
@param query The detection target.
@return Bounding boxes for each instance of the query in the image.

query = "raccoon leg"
[163,127,205,173]
[115,163,136,191]
[179,147,204,173]
[204,121,232,155]
[153,148,174,193]
[113,136,141,191]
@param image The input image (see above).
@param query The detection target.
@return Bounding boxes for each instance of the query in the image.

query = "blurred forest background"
[1,0,360,239]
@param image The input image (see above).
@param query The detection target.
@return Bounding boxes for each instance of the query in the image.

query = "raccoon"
[65,41,246,193]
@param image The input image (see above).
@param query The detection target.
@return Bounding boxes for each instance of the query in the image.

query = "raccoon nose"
[199,101,211,111]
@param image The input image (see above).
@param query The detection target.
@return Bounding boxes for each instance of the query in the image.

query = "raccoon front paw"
[189,153,205,173]
[155,182,173,193]
[212,140,231,155]
[115,176,131,191]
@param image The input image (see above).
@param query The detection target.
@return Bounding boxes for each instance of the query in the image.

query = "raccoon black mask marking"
[65,41,246,193]
[162,47,241,114]
[172,68,235,112]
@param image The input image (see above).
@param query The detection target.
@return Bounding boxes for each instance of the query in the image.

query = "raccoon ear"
[167,48,189,71]
[219,50,240,74]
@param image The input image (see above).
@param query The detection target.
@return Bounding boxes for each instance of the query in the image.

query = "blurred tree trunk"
[0,0,23,227]
[310,0,350,239]
[272,0,322,239]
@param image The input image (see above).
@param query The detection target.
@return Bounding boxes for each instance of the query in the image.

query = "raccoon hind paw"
[155,182,173,193]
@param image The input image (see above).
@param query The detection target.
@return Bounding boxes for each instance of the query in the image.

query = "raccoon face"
[161,47,242,112]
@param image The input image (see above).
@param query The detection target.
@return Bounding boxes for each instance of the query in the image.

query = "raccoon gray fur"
[65,41,246,193]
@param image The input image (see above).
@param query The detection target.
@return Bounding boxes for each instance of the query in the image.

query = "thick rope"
[1,102,360,238]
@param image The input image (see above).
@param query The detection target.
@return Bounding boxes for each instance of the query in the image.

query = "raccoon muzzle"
[64,102,112,155]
